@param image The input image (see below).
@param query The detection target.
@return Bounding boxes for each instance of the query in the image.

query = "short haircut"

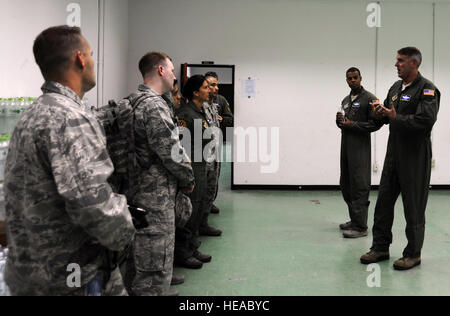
[183,75,206,101]
[139,52,171,79]
[398,47,422,67]
[33,25,84,80]
[346,67,361,77]
[205,71,219,80]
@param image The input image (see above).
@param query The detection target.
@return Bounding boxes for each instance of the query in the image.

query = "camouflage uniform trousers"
[124,197,176,296]
[201,161,220,228]
[101,267,129,296]
[175,162,212,260]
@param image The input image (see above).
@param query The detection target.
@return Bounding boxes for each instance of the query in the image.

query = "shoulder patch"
[424,89,435,97]
[371,99,381,106]
[178,120,187,130]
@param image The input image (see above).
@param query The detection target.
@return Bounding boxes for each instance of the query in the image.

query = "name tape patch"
[401,95,411,102]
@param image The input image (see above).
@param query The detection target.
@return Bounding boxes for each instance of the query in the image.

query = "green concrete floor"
[174,160,450,296]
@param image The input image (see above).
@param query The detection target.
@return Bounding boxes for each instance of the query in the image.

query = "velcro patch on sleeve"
[424,89,435,97]
[371,99,381,106]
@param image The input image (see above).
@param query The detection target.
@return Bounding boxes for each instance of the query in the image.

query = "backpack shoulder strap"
[127,93,159,111]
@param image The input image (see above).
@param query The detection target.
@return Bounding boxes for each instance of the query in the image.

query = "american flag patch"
[424,89,435,96]
[371,100,381,106]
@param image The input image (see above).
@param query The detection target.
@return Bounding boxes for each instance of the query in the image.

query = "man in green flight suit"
[336,67,382,238]
[361,47,440,271]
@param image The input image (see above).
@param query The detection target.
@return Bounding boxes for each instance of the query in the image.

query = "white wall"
[0,0,99,102]
[103,0,130,103]
[373,1,434,185]
[433,2,450,185]
[0,0,128,107]
[128,0,450,186]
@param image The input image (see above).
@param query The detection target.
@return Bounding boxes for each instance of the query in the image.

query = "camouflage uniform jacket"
[131,85,194,221]
[3,81,135,296]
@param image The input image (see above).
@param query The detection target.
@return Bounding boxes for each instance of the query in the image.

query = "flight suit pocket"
[133,232,167,272]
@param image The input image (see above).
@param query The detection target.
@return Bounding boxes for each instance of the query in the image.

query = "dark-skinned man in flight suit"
[337,68,382,239]
[361,47,440,271]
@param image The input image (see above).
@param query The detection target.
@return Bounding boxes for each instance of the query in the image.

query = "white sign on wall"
[243,78,256,99]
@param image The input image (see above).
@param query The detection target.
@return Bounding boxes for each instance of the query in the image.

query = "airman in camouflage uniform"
[125,52,194,296]
[199,96,223,236]
[4,26,135,297]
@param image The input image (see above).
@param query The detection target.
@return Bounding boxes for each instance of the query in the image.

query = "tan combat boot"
[360,250,390,264]
[393,257,421,271]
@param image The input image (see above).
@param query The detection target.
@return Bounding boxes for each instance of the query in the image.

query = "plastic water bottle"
[6,98,15,116]
[338,106,346,123]
[0,99,4,115]
[0,138,9,198]
[0,99,7,135]
[27,97,35,109]
[17,98,26,114]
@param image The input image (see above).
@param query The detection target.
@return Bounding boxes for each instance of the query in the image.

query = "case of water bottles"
[0,97,35,204]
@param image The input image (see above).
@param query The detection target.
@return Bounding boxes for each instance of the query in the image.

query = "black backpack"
[94,94,151,199]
